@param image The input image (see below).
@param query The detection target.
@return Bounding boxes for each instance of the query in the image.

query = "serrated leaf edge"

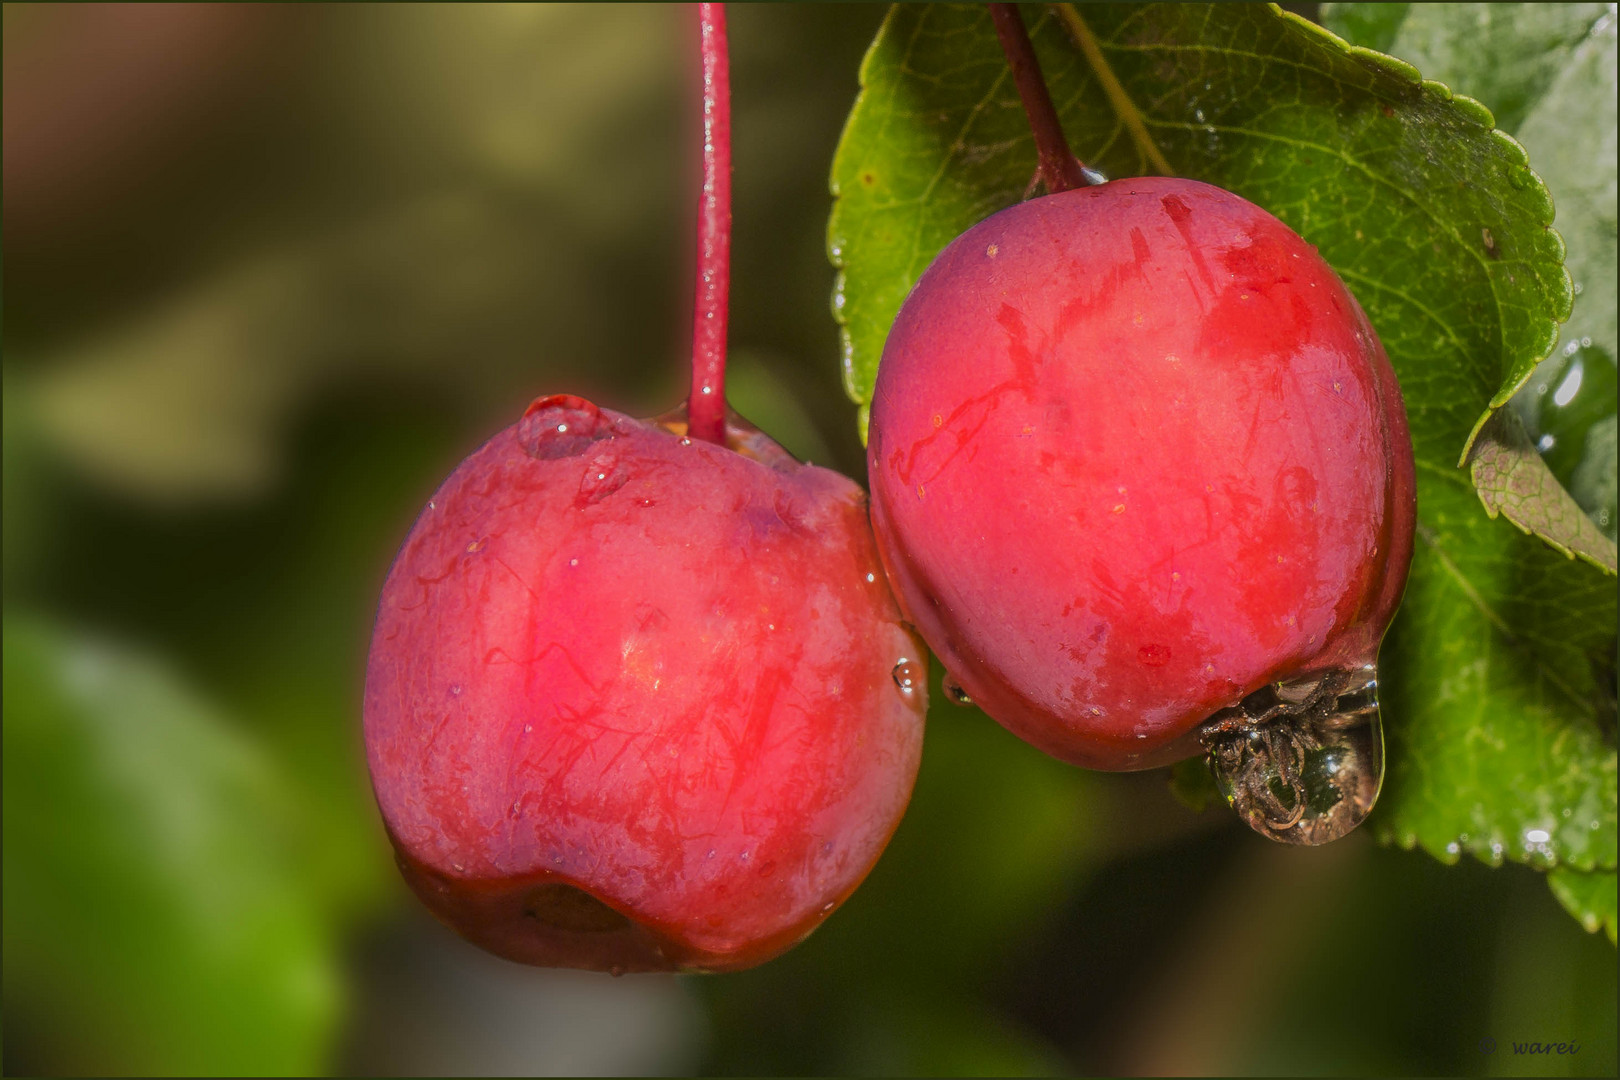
[1467,410,1620,574]
[1547,867,1619,942]
[1273,6,1574,469]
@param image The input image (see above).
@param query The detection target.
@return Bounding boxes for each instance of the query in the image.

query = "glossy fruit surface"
[866,177,1415,774]
[365,396,926,972]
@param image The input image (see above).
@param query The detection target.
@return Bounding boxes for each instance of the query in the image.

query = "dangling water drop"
[1198,664,1383,845]
[891,657,923,693]
[942,676,973,706]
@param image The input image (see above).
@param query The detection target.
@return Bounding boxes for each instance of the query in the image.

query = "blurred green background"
[3,4,1614,1076]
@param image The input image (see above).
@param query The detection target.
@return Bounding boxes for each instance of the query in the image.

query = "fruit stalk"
[988,3,1089,194]
[688,1,732,446]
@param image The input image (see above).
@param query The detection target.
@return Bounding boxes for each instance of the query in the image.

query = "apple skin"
[365,396,927,973]
[866,177,1415,771]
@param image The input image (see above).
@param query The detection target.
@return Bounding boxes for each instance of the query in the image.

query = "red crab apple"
[866,176,1416,843]
[365,396,927,972]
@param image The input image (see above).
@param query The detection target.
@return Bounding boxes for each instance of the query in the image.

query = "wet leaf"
[1376,484,1616,873]
[2,615,340,1074]
[1328,3,1618,544]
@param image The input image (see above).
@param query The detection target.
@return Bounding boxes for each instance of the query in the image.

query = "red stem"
[989,4,1089,194]
[687,2,731,446]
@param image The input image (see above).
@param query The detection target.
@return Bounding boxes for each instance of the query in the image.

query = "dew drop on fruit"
[891,658,923,693]
[942,676,973,706]
[575,449,631,507]
[1199,664,1383,845]
[519,394,615,459]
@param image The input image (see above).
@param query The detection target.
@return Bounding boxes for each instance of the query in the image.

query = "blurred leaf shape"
[20,3,683,503]
[1327,2,1618,543]
[1547,866,1618,942]
[3,615,340,1074]
[28,193,596,500]
[827,3,1615,910]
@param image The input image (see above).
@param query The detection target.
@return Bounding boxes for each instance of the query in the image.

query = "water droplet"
[449,683,462,696]
[739,850,751,862]
[1525,828,1551,844]
[519,394,615,459]
[427,500,436,510]
[892,657,923,693]
[866,572,876,583]
[821,901,836,914]
[575,449,630,508]
[1080,166,1108,186]
[943,676,973,706]
[1200,664,1383,845]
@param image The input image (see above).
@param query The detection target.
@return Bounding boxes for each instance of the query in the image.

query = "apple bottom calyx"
[391,848,828,975]
[1199,665,1384,845]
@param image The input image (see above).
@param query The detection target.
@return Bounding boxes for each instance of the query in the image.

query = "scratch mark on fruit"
[893,303,1039,489]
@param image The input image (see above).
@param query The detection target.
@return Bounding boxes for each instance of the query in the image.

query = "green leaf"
[1322,3,1608,135]
[1467,409,1618,572]
[2,616,340,1074]
[1514,10,1618,542]
[827,3,1615,895]
[1327,3,1619,546]
[1547,867,1618,942]
[1318,3,1410,58]
[1375,482,1616,873]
